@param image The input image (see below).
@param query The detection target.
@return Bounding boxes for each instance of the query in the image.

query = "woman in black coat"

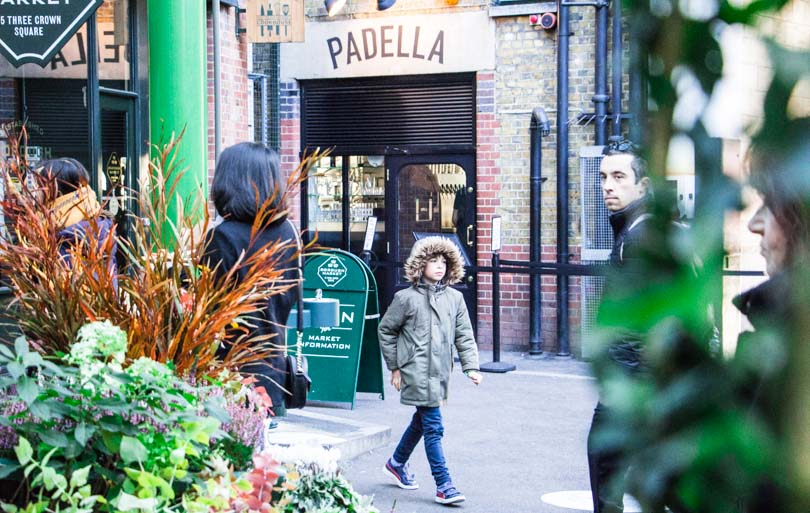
[203,142,299,416]
[733,117,810,513]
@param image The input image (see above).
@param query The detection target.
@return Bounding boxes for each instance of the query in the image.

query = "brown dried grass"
[0,126,322,379]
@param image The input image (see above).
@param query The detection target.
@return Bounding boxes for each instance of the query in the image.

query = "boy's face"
[600,153,648,212]
[423,255,447,285]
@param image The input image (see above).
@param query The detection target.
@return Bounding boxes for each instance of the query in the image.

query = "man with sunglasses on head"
[587,139,652,513]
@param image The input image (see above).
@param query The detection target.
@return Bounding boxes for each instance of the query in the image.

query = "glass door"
[99,92,136,253]
[384,154,477,327]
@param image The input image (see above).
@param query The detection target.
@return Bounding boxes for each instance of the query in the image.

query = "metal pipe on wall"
[555,2,571,357]
[529,108,550,357]
[594,0,609,145]
[629,13,647,145]
[213,0,222,160]
[611,0,623,138]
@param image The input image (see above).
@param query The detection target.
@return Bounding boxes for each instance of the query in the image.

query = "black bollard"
[481,250,516,373]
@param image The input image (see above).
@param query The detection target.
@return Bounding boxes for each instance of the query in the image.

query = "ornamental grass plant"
[0,127,319,380]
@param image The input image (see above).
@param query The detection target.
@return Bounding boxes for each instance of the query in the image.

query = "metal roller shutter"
[301,73,475,152]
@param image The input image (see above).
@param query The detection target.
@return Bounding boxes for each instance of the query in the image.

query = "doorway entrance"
[385,154,477,327]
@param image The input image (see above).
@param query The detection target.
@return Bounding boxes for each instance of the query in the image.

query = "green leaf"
[42,466,57,491]
[120,436,148,464]
[14,437,32,465]
[6,362,24,380]
[28,401,52,421]
[0,458,20,479]
[16,376,39,405]
[74,422,96,446]
[203,398,230,423]
[101,431,122,453]
[0,343,15,360]
[21,351,43,368]
[13,337,28,358]
[70,465,91,489]
[116,492,158,512]
[39,429,69,448]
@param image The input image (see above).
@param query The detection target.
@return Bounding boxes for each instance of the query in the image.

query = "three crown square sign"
[0,0,104,67]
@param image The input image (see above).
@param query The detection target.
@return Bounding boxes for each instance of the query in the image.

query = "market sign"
[0,23,129,79]
[246,0,304,43]
[0,0,105,67]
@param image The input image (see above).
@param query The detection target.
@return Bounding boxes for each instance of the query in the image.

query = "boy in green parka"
[378,236,482,506]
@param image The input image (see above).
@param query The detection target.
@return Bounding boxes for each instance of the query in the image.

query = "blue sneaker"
[435,484,465,505]
[383,458,418,490]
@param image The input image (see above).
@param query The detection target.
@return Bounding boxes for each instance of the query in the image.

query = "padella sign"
[0,0,104,67]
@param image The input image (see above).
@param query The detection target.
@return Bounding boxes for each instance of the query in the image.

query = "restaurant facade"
[3,0,800,356]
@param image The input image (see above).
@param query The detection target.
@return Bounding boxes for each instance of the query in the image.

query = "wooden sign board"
[246,0,304,43]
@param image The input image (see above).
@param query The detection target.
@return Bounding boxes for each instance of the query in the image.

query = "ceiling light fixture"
[325,0,347,16]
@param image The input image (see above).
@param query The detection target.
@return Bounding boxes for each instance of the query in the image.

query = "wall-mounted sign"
[280,11,495,80]
[0,23,129,79]
[0,0,104,67]
[105,152,123,186]
[246,0,304,43]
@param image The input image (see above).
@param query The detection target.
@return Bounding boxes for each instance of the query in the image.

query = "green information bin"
[287,249,385,409]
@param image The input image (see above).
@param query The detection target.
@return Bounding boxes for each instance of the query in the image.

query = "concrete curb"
[264,409,391,462]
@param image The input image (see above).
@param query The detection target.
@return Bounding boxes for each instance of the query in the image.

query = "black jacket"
[203,217,299,408]
[608,197,651,266]
[604,197,651,373]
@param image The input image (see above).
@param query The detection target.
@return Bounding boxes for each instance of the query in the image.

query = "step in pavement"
[263,408,391,462]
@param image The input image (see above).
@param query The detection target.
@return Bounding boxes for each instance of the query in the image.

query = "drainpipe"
[213,0,222,160]
[555,1,571,357]
[611,0,623,138]
[594,0,609,145]
[529,108,550,357]
[629,11,647,145]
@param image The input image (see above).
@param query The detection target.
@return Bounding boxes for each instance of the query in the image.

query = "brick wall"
[207,4,251,186]
[279,80,301,223]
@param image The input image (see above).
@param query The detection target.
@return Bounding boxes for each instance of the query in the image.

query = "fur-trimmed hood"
[403,236,466,285]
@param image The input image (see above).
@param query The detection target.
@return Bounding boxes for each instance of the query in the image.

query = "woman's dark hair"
[38,158,90,196]
[212,142,284,223]
[748,117,810,264]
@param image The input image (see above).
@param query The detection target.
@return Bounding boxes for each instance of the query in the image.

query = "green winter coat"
[378,236,480,407]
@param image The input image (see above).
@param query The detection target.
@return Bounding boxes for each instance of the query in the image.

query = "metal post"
[611,0,623,138]
[529,109,549,357]
[213,0,222,160]
[481,250,516,373]
[556,1,572,357]
[594,0,609,145]
[147,0,208,238]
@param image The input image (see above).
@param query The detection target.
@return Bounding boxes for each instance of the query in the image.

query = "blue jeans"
[393,406,450,488]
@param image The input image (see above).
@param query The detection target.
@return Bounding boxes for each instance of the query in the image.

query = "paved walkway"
[269,351,607,513]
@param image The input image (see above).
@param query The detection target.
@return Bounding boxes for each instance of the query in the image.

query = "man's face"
[600,153,648,212]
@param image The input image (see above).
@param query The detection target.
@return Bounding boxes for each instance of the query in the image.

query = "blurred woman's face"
[748,201,789,275]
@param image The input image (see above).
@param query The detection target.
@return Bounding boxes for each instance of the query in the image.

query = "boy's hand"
[466,371,483,385]
[391,369,402,391]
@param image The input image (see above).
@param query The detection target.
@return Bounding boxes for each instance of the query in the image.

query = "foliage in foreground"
[591,1,810,512]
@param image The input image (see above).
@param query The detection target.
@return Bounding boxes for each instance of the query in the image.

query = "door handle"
[466,225,474,247]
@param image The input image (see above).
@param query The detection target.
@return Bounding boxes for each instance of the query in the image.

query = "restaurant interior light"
[325,0,347,16]
[378,0,396,10]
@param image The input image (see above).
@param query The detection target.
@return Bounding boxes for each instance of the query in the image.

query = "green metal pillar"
[147,0,207,235]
